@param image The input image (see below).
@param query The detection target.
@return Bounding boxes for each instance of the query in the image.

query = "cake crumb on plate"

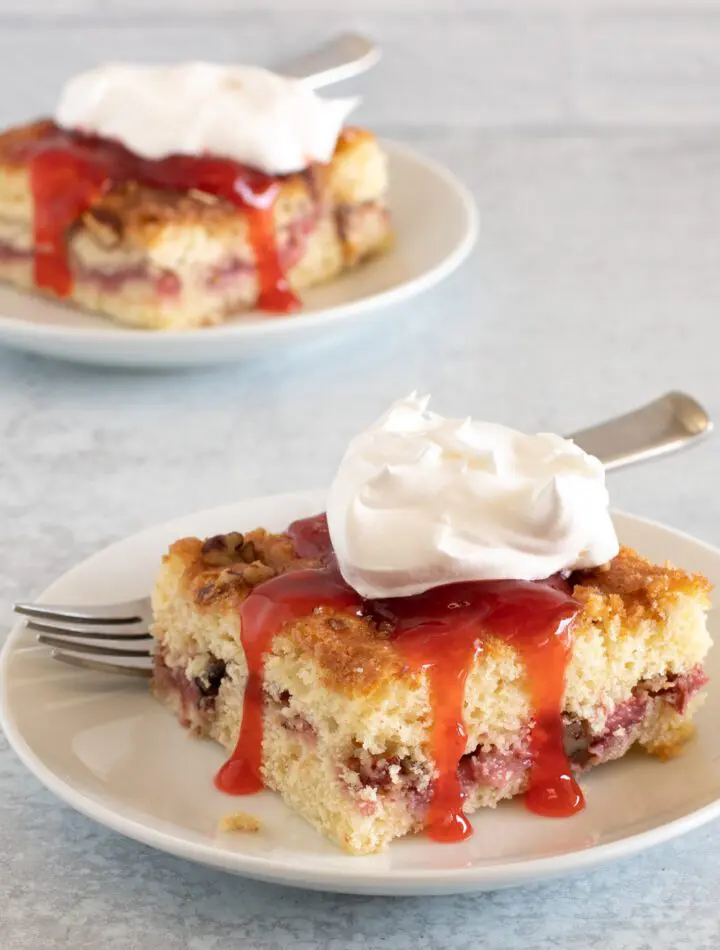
[219,810,261,833]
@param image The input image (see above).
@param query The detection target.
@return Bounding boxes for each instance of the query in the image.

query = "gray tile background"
[2,5,720,948]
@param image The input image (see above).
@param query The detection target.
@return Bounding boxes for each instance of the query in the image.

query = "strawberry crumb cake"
[0,63,390,328]
[151,396,712,854]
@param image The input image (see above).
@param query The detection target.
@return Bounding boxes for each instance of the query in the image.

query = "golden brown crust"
[281,610,405,697]
[165,529,403,694]
[164,531,712,697]
[166,529,321,609]
[571,545,712,624]
[0,119,55,168]
[0,120,367,165]
[76,176,316,249]
[335,126,375,153]
[650,721,697,761]
[0,120,386,249]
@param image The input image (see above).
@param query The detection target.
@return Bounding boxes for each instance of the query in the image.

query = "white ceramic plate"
[2,489,719,896]
[0,142,477,368]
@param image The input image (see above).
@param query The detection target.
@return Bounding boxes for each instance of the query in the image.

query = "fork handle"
[568,392,711,472]
[274,33,380,88]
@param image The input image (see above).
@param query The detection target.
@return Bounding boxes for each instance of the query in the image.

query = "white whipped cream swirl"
[55,62,357,175]
[327,394,619,599]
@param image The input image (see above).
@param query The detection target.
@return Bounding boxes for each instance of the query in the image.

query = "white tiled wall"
[3,1,720,127]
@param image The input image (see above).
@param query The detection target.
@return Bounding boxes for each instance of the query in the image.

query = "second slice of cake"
[0,64,390,329]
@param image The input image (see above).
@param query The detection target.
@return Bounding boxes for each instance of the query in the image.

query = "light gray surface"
[6,4,720,130]
[3,69,720,950]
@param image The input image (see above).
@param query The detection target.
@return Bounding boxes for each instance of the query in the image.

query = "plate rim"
[2,491,719,895]
[0,140,479,347]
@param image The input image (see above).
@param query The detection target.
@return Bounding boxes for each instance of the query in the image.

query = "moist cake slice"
[150,515,712,855]
[0,122,389,329]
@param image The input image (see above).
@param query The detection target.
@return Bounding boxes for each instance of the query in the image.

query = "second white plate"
[0,142,477,368]
[1,489,719,895]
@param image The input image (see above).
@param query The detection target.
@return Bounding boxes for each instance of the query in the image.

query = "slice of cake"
[151,522,711,855]
[0,64,390,329]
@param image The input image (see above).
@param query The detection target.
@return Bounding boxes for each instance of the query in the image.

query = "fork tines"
[14,595,155,678]
[50,651,153,678]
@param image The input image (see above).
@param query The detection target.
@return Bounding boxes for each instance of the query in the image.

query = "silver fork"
[13,391,712,679]
[14,596,154,678]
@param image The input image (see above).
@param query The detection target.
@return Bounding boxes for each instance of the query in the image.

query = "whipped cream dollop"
[55,62,357,175]
[327,395,619,599]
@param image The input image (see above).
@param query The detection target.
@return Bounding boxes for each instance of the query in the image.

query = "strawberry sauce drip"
[367,580,583,834]
[15,122,299,313]
[214,567,360,794]
[217,513,585,840]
